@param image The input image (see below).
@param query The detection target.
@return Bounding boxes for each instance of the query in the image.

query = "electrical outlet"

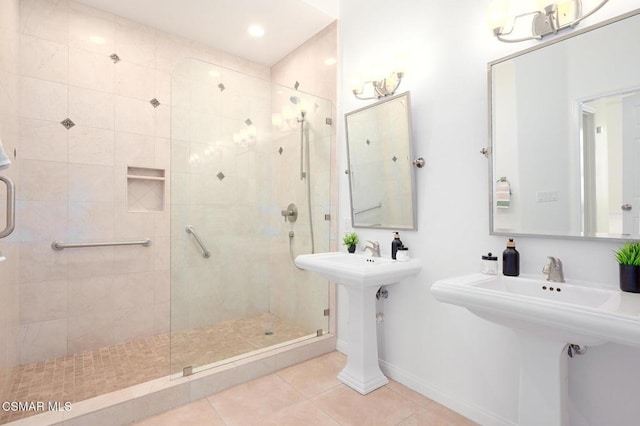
[536,190,559,203]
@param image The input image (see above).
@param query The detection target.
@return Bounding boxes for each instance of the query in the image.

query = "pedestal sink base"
[338,368,389,395]
[339,285,389,395]
[518,335,568,426]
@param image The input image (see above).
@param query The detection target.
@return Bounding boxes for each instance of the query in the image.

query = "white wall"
[338,1,640,425]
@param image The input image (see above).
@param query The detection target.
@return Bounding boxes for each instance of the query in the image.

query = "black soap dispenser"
[391,232,404,260]
[502,238,520,276]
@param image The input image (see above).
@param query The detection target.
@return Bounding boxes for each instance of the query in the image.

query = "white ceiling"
[75,0,338,66]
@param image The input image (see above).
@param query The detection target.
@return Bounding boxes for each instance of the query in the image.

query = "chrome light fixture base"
[493,0,609,43]
[353,71,404,100]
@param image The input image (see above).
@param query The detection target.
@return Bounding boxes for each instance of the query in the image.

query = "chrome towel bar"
[354,202,382,215]
[52,239,151,251]
[185,225,211,258]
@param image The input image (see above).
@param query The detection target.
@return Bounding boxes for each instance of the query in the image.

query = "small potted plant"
[342,232,359,253]
[615,242,640,293]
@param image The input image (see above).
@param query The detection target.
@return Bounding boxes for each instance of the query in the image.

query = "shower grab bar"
[0,176,15,239]
[51,239,151,251]
[354,202,382,215]
[185,225,211,258]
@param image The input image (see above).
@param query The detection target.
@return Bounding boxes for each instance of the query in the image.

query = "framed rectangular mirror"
[345,92,417,230]
[489,9,640,240]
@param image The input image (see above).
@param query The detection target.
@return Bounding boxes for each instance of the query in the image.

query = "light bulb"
[488,0,510,31]
[391,53,408,75]
[370,63,387,83]
[350,73,364,93]
[536,0,552,10]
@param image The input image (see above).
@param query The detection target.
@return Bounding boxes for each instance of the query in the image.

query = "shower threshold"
[1,314,334,425]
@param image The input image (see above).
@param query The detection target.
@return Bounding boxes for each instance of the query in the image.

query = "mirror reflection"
[581,90,640,237]
[490,10,640,240]
[345,92,416,230]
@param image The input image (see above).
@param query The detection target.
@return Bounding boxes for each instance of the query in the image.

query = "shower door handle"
[0,176,15,239]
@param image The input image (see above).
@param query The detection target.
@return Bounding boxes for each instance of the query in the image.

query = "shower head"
[289,96,300,104]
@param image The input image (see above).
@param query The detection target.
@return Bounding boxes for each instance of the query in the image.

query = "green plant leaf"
[615,242,640,266]
[342,232,359,246]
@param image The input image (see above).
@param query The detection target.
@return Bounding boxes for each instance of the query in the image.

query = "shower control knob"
[622,204,632,211]
[281,203,298,223]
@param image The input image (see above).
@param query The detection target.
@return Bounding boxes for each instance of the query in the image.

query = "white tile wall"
[19,117,68,161]
[267,24,338,335]
[19,76,67,121]
[68,126,115,166]
[19,34,68,83]
[20,0,69,45]
[69,86,114,129]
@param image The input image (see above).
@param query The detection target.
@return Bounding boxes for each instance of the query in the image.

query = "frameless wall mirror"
[345,92,417,230]
[489,9,640,240]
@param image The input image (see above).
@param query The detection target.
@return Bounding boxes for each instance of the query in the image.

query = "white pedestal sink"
[431,273,640,426]
[295,252,422,394]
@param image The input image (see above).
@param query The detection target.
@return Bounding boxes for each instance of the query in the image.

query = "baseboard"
[336,338,348,354]
[379,359,516,426]
[336,338,513,426]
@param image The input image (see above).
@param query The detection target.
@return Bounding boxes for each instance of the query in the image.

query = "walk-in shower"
[0,50,333,423]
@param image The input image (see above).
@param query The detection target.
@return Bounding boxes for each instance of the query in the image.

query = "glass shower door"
[169,59,331,376]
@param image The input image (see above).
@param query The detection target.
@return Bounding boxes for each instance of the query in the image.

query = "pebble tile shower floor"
[0,313,309,424]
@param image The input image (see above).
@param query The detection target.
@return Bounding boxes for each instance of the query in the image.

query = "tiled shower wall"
[15,0,272,364]
[169,60,274,332]
[169,58,335,338]
[0,0,21,387]
[270,23,338,333]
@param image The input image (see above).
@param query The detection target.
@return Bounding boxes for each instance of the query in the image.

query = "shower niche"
[127,166,166,212]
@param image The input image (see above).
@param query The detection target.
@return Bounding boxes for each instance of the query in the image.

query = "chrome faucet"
[363,240,380,257]
[542,256,565,283]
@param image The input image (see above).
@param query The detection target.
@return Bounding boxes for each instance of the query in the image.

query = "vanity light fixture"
[489,0,609,43]
[352,71,404,100]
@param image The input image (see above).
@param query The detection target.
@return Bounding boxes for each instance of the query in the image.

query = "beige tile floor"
[135,352,478,426]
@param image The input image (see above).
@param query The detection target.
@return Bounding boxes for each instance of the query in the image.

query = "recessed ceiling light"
[248,25,265,38]
[90,35,106,45]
